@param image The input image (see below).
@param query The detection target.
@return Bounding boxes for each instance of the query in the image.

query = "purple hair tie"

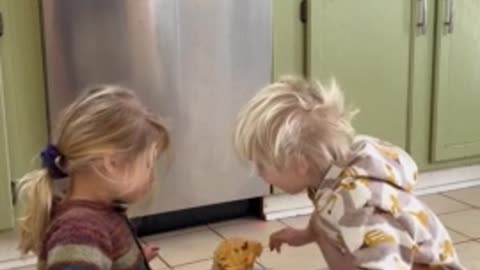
[40,144,68,179]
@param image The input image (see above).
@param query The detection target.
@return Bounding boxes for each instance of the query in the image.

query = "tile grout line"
[170,258,212,269]
[206,224,227,241]
[453,239,479,246]
[454,239,480,247]
[435,193,480,245]
[143,226,220,269]
[426,194,480,241]
[422,195,480,243]
[155,254,173,270]
[278,219,292,227]
[435,207,474,216]
[472,237,480,243]
[440,193,480,209]
[446,226,476,243]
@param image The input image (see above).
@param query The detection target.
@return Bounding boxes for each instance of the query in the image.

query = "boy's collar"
[323,164,344,182]
[308,163,348,202]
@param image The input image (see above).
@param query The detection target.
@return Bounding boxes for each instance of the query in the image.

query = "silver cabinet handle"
[445,0,455,33]
[417,0,428,35]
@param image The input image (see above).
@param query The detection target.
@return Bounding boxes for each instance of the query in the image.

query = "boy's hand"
[142,243,160,261]
[269,227,314,253]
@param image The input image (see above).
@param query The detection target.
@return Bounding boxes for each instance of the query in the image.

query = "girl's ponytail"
[17,169,54,254]
[17,144,67,254]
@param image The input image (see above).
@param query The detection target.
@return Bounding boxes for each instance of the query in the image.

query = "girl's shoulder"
[39,200,141,269]
[50,199,123,230]
[40,200,126,258]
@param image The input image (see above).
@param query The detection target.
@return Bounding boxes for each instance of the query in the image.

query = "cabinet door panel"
[273,0,304,79]
[0,0,49,229]
[0,58,14,230]
[307,0,411,148]
[432,0,480,161]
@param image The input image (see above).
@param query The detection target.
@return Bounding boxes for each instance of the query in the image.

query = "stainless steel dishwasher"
[41,0,272,217]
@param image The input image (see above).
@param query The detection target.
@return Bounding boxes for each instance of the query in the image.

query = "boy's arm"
[269,221,316,252]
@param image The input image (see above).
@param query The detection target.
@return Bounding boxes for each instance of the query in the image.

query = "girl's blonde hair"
[16,85,169,254]
[234,76,356,175]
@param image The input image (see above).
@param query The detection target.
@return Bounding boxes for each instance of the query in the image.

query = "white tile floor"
[2,187,480,270]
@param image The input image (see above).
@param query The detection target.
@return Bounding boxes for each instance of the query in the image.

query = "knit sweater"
[38,200,150,270]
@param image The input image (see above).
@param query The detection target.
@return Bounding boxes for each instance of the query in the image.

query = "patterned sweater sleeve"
[338,206,414,270]
[312,185,416,270]
[43,218,113,270]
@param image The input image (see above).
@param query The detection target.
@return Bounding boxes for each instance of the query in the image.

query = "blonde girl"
[17,86,169,270]
[234,76,464,270]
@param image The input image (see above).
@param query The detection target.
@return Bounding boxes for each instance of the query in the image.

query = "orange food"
[212,238,263,270]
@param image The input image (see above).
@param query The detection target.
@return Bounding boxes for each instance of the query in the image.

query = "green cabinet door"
[273,0,305,80]
[432,0,480,161]
[272,0,305,194]
[0,0,49,230]
[0,58,14,231]
[307,0,412,148]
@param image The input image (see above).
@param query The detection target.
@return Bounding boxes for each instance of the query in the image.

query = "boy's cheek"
[261,177,272,186]
[263,176,278,186]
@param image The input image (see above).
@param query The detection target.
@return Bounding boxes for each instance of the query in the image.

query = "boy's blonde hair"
[234,76,356,175]
[16,85,169,254]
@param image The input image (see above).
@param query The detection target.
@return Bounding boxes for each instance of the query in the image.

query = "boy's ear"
[296,156,309,176]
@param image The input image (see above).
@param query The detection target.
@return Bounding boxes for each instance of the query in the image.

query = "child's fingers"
[268,237,275,251]
[269,240,276,251]
[269,239,283,253]
[143,245,160,261]
[269,230,288,253]
[143,243,160,252]
[269,241,275,252]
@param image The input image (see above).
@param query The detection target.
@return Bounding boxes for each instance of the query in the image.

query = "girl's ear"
[102,154,124,176]
[100,155,115,176]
